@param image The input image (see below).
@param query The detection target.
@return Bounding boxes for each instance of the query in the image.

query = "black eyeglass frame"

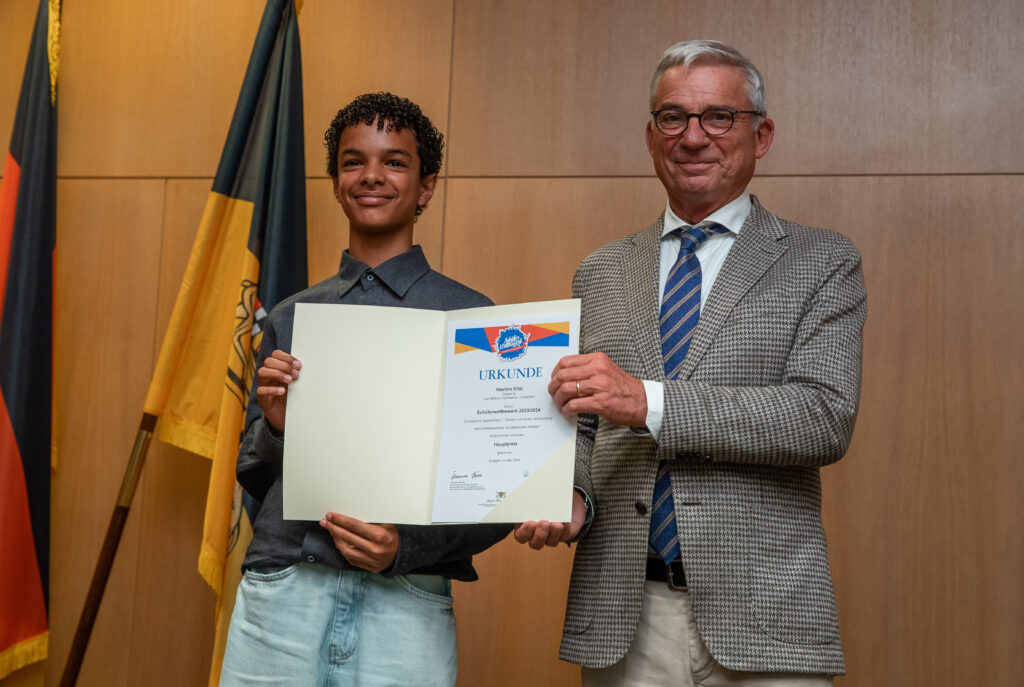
[650,106,765,137]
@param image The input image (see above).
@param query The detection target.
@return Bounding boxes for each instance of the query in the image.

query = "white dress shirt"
[642,192,752,439]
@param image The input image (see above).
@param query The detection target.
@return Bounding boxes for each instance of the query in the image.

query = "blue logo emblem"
[494,325,530,362]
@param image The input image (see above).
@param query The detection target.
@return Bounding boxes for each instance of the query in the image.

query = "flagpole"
[59,413,158,687]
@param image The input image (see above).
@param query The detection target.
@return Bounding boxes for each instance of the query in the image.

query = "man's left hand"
[320,513,398,573]
[549,352,648,426]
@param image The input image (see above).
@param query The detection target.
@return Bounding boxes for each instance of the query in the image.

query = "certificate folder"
[282,299,580,524]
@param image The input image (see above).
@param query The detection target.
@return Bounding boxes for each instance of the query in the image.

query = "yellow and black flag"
[0,0,59,679]
[140,0,307,681]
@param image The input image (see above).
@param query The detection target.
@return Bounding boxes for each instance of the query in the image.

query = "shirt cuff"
[641,380,664,440]
[570,487,594,544]
[255,416,284,451]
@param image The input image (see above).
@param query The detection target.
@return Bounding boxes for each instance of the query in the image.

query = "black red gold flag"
[0,0,60,679]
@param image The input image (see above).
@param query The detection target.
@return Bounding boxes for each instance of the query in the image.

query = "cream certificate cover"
[281,299,579,524]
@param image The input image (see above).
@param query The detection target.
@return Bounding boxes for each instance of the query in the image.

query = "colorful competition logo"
[454,321,571,362]
[494,325,530,361]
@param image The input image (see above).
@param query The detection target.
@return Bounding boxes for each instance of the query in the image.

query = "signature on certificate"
[450,470,484,481]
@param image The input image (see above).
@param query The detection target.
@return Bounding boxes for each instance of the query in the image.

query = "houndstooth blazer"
[559,196,866,675]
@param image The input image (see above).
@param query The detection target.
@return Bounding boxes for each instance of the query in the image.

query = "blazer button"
[635,501,647,515]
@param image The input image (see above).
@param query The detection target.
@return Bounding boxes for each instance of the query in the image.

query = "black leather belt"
[646,557,687,591]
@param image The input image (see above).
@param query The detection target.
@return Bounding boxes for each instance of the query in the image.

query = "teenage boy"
[220,93,510,686]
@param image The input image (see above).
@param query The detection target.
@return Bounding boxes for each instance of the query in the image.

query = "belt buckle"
[666,561,687,592]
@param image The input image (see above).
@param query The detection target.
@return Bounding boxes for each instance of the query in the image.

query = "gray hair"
[649,40,767,125]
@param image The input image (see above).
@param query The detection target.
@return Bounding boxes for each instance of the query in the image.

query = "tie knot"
[674,222,729,253]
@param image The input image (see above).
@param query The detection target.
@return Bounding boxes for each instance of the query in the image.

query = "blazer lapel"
[624,217,665,381]
[678,197,788,379]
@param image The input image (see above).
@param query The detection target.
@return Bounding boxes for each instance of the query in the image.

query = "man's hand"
[548,353,647,426]
[255,350,301,431]
[320,512,399,573]
[513,491,586,549]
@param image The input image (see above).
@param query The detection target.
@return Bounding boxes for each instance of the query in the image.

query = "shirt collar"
[335,245,431,298]
[660,192,752,239]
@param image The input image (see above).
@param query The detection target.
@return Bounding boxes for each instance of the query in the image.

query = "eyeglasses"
[650,107,764,137]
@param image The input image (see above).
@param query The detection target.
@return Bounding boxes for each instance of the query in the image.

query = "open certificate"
[282,299,580,524]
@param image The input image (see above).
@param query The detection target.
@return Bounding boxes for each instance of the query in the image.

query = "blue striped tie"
[650,222,728,563]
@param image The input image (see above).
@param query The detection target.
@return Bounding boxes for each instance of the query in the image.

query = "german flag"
[139,0,307,682]
[0,0,59,680]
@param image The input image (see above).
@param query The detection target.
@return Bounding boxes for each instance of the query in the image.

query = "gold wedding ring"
[576,380,583,397]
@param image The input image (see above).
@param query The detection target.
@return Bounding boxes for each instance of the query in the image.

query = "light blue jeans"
[219,562,457,686]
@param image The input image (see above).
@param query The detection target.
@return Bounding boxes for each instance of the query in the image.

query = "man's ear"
[754,117,775,159]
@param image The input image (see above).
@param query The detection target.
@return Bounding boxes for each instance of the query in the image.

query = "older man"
[515,41,866,686]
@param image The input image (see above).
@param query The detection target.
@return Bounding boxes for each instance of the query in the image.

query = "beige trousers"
[582,581,834,687]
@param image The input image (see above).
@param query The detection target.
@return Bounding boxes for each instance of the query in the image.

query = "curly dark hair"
[324,92,444,179]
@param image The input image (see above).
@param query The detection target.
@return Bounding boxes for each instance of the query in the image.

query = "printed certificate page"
[431,300,579,523]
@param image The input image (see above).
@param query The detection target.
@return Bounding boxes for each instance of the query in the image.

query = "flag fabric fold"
[139,0,307,682]
[0,0,59,679]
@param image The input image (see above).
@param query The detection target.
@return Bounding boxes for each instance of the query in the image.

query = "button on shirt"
[642,192,752,439]
[237,246,511,580]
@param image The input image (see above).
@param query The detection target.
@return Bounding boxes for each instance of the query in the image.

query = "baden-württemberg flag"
[0,0,59,679]
[140,0,307,682]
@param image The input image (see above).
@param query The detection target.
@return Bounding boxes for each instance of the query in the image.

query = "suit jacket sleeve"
[570,263,601,539]
[658,234,866,466]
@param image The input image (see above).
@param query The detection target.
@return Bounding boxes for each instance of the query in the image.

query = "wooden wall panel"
[306,177,345,282]
[57,0,261,178]
[747,175,1024,686]
[442,177,666,304]
[0,0,38,173]
[454,539,577,687]
[157,180,213,342]
[55,0,454,178]
[55,0,453,176]
[299,0,454,179]
[48,179,166,686]
[124,444,215,686]
[110,178,224,687]
[449,0,1024,177]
